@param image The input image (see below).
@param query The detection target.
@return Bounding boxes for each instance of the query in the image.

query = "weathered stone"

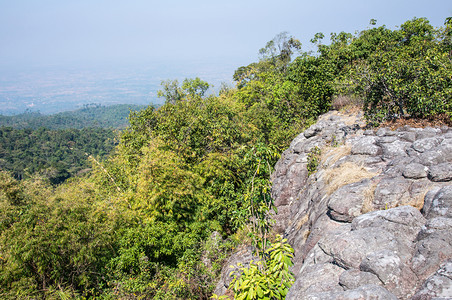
[419,146,452,166]
[286,263,344,299]
[350,136,382,156]
[412,137,442,153]
[272,152,298,177]
[376,136,398,144]
[318,227,405,270]
[327,179,371,222]
[329,154,371,169]
[246,110,452,299]
[412,217,452,280]
[376,127,396,137]
[421,187,442,217]
[293,219,349,273]
[289,132,307,148]
[398,131,417,142]
[380,140,410,160]
[302,285,398,300]
[363,129,375,136]
[403,162,429,179]
[272,161,308,207]
[300,243,334,273]
[408,178,436,208]
[293,141,305,154]
[416,127,442,140]
[304,123,323,138]
[360,250,418,298]
[373,177,411,209]
[412,259,452,300]
[428,162,452,182]
[351,206,426,239]
[441,135,452,148]
[364,155,384,165]
[338,269,381,290]
[383,156,415,177]
[422,186,452,219]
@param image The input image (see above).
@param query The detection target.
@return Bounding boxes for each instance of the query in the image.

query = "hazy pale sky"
[0,0,451,69]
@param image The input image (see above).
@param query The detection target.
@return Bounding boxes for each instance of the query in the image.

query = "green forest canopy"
[0,104,149,184]
[0,104,147,130]
[0,17,450,299]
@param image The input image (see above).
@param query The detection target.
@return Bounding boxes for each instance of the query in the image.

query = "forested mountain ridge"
[0,127,117,183]
[0,104,148,183]
[0,103,147,129]
[0,17,450,299]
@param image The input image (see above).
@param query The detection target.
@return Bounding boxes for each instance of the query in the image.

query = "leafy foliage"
[307,146,322,176]
[0,127,117,183]
[216,235,294,300]
[0,173,116,299]
[1,17,450,299]
[317,17,452,124]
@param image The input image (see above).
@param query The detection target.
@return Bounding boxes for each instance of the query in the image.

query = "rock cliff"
[216,111,452,299]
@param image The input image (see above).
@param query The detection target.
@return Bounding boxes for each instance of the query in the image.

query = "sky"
[0,0,451,70]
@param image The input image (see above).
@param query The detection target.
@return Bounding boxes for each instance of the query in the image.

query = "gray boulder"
[422,186,452,219]
[302,285,398,300]
[338,269,381,290]
[428,162,452,182]
[412,217,452,281]
[403,162,429,179]
[351,136,381,156]
[412,137,442,153]
[412,259,452,300]
[327,179,372,222]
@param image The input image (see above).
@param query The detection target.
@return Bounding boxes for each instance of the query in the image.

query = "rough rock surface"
[215,111,452,299]
[214,245,257,296]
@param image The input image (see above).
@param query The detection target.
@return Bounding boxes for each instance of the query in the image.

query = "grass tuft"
[322,162,378,196]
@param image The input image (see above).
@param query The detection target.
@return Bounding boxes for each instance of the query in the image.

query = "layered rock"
[215,111,452,299]
[272,111,452,299]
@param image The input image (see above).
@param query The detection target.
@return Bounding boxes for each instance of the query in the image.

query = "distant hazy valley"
[0,59,236,115]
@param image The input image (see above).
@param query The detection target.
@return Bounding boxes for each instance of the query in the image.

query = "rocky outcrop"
[215,110,452,299]
[270,111,452,299]
[214,245,258,296]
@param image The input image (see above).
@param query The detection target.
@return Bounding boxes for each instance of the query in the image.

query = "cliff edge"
[217,110,452,299]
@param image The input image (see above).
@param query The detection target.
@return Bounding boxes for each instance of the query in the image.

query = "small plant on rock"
[211,235,294,300]
[307,146,322,175]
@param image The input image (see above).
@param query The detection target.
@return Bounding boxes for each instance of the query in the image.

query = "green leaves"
[4,17,450,299]
[307,146,322,176]
[319,17,452,124]
[228,235,295,300]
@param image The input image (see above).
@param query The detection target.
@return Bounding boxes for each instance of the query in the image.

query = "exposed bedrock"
[216,111,452,299]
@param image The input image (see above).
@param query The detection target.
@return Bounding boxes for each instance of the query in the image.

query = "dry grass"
[231,226,253,246]
[302,229,311,241]
[361,181,378,214]
[322,162,379,196]
[319,109,366,127]
[296,214,309,230]
[361,182,431,214]
[321,145,352,168]
[399,186,432,210]
[331,95,364,112]
[380,113,452,129]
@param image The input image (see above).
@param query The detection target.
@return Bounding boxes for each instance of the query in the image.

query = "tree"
[259,32,301,70]
[157,79,185,104]
[182,77,210,98]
